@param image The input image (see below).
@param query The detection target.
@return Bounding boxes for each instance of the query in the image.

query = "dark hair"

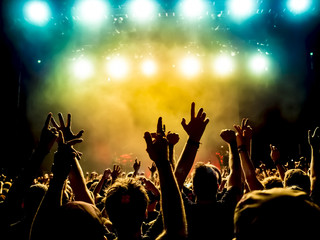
[262,176,283,189]
[284,169,310,193]
[104,178,149,232]
[192,162,219,201]
[234,188,320,240]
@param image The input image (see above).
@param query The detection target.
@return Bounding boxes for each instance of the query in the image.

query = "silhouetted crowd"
[1,103,320,240]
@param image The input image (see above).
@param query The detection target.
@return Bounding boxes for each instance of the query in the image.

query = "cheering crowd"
[1,102,320,240]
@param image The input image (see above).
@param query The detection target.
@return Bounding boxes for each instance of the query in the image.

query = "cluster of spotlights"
[70,54,270,81]
[23,0,314,26]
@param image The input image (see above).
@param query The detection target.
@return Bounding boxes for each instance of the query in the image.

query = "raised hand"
[181,102,209,142]
[167,131,180,145]
[51,113,84,142]
[38,113,59,152]
[220,129,236,144]
[133,159,141,173]
[270,145,280,163]
[111,164,122,181]
[148,161,157,173]
[308,127,320,149]
[52,130,83,178]
[144,117,169,165]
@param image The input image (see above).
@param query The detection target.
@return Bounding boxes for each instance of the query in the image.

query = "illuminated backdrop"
[3,0,320,172]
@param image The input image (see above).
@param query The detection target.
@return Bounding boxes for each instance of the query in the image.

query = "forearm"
[238,147,263,191]
[175,138,200,189]
[169,144,176,170]
[310,147,320,192]
[227,142,242,189]
[93,176,107,200]
[157,160,187,238]
[69,159,95,205]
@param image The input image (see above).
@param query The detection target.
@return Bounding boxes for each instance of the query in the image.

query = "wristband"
[237,145,247,153]
[187,138,200,148]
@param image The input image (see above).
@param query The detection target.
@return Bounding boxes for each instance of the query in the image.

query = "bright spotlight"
[180,0,206,18]
[228,0,255,19]
[129,0,157,21]
[287,0,311,14]
[107,57,129,79]
[72,58,94,80]
[75,0,108,24]
[23,1,51,26]
[249,55,269,74]
[179,56,201,78]
[141,60,157,76]
[214,55,235,76]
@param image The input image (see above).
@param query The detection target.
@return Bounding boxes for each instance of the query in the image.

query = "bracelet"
[187,138,200,148]
[237,145,247,153]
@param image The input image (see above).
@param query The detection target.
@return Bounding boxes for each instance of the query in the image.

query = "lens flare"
[23,1,51,26]
[249,55,269,74]
[141,59,157,76]
[129,0,157,21]
[179,56,201,78]
[228,0,255,19]
[75,0,108,24]
[213,55,235,76]
[106,57,129,80]
[287,0,311,14]
[71,58,94,80]
[180,0,206,19]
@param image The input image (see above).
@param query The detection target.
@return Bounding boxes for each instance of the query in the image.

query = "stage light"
[141,59,157,76]
[107,57,129,79]
[249,55,269,74]
[75,0,108,24]
[213,55,235,76]
[179,56,201,78]
[180,0,206,19]
[72,58,94,80]
[23,1,51,26]
[228,0,255,19]
[287,0,311,14]
[129,0,157,21]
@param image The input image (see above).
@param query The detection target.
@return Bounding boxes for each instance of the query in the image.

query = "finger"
[200,112,206,121]
[157,117,163,135]
[181,118,187,130]
[144,132,153,147]
[58,113,66,128]
[196,108,203,119]
[191,102,195,120]
[204,118,209,126]
[240,118,245,129]
[57,130,65,145]
[44,113,52,129]
[66,113,71,128]
[243,118,249,128]
[75,130,84,138]
[308,129,311,141]
[66,138,83,146]
[51,115,60,129]
[313,127,320,137]
[233,125,241,134]
[269,144,273,150]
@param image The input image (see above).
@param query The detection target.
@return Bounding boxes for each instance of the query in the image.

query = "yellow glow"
[179,56,201,78]
[141,59,157,76]
[213,55,235,76]
[249,55,269,74]
[106,57,129,80]
[72,58,94,80]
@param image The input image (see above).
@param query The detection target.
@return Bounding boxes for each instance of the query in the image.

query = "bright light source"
[23,1,51,26]
[129,0,157,21]
[180,0,206,18]
[228,0,255,19]
[287,0,311,14]
[107,57,129,79]
[179,56,201,78]
[141,59,157,76]
[213,55,235,76]
[72,58,94,80]
[75,0,108,24]
[249,55,269,74]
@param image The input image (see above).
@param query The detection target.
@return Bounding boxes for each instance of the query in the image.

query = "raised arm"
[220,129,242,191]
[234,124,263,191]
[308,127,320,203]
[175,102,209,189]
[167,132,180,170]
[270,144,286,181]
[144,117,187,239]
[51,113,94,204]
